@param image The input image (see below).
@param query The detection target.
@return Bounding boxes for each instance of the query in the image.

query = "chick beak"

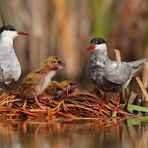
[69,83,77,91]
[59,62,66,67]
[87,44,96,51]
[17,31,29,36]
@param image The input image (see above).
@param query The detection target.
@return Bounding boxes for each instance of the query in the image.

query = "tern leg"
[117,96,120,110]
[123,92,130,111]
[120,91,126,104]
[34,95,46,110]
[9,83,12,95]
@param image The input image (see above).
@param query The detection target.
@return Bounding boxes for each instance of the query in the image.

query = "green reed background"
[0,0,147,83]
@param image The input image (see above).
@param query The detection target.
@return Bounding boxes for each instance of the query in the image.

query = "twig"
[142,62,148,102]
[135,76,148,100]
[114,49,121,62]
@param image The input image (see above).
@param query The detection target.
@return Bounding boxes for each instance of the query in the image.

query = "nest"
[0,89,133,120]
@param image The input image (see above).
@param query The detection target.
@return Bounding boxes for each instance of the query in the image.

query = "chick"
[46,80,77,99]
[19,56,65,109]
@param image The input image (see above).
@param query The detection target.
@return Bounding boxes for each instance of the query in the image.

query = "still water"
[0,117,147,148]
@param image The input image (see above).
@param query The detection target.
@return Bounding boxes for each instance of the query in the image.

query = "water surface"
[0,117,148,148]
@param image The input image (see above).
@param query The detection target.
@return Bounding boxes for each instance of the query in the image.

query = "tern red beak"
[17,31,29,36]
[87,44,96,51]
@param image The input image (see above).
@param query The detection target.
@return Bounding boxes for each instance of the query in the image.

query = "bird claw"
[34,96,47,110]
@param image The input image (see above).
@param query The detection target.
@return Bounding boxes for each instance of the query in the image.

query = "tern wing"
[104,61,132,85]
[0,51,21,82]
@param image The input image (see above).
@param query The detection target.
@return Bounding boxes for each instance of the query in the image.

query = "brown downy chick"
[46,80,77,99]
[46,81,61,98]
[60,80,77,94]
[19,56,65,109]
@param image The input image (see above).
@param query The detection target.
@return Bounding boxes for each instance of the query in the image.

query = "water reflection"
[0,117,147,148]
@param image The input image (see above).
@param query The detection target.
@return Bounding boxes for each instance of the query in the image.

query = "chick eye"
[53,60,57,64]
[52,88,56,91]
[56,88,62,91]
[64,85,69,88]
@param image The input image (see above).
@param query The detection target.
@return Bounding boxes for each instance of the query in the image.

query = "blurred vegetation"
[0,0,147,83]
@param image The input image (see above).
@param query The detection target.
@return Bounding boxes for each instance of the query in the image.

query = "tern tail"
[129,58,148,77]
[128,58,148,67]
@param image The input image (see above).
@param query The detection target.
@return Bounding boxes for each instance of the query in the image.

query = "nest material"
[0,90,132,120]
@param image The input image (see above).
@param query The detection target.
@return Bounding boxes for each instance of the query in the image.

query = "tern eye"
[95,40,99,44]
[95,40,102,44]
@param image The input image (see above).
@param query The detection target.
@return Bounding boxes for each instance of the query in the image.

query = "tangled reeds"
[0,89,133,120]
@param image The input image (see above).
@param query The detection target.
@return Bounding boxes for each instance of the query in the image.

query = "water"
[0,117,147,148]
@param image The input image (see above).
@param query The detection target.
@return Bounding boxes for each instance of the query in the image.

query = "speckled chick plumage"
[19,56,65,99]
[46,80,77,99]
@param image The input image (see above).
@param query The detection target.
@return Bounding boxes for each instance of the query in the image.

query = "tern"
[87,37,148,108]
[0,24,29,86]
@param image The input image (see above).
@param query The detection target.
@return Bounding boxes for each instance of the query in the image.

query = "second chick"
[46,80,77,99]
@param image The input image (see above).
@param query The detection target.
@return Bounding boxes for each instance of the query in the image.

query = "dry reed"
[0,89,132,120]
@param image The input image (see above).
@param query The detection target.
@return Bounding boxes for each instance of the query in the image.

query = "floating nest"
[0,89,132,120]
